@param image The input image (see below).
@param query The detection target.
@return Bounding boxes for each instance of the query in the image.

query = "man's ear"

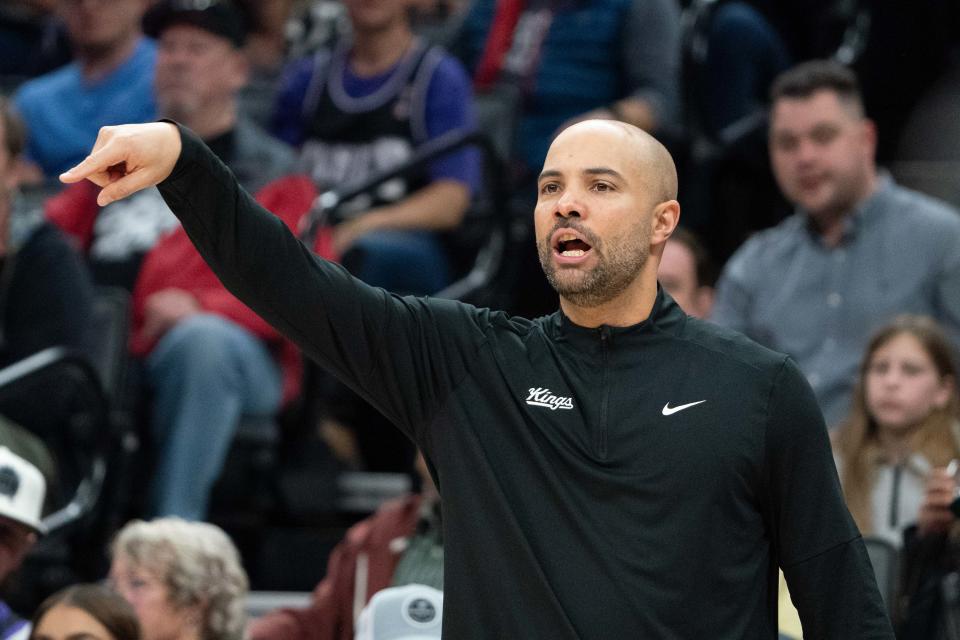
[650,200,680,245]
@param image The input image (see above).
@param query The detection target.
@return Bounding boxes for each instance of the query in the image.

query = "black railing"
[298,127,510,302]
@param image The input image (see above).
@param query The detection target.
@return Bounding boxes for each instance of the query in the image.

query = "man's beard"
[537,222,650,308]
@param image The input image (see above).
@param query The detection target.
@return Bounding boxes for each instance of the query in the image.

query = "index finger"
[59,145,124,186]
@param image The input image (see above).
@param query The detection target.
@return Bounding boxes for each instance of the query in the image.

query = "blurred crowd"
[0,0,958,638]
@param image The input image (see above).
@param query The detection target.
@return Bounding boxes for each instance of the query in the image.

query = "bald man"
[61,120,891,638]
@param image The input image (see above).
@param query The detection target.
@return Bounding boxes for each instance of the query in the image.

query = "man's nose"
[556,190,584,219]
[794,138,819,165]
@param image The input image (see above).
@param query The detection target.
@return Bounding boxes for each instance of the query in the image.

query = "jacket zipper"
[597,326,610,458]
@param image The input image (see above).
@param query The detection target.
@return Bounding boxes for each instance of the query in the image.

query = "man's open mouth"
[553,231,593,258]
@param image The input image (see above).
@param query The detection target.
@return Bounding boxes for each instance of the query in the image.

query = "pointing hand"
[60,122,182,206]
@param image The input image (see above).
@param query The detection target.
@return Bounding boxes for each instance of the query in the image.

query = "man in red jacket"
[249,454,441,640]
[130,174,316,520]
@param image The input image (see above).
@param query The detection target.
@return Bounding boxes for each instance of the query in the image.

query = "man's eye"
[592,182,612,192]
[773,136,797,152]
[540,183,559,194]
[810,126,839,145]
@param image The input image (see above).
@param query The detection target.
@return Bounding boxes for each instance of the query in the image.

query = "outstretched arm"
[63,125,368,357]
[62,123,483,442]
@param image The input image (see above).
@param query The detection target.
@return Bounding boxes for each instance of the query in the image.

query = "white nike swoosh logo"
[661,400,707,416]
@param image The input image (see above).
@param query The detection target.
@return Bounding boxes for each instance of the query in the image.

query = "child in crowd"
[833,314,960,547]
[30,584,140,640]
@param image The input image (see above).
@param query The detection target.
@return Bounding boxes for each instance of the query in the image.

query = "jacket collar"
[547,286,687,346]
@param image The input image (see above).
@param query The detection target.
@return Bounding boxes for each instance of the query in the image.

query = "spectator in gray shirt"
[711,60,960,428]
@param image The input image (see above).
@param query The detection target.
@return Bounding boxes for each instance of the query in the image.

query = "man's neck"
[185,102,238,141]
[811,210,849,248]
[349,24,413,76]
[78,33,140,82]
[559,271,659,329]
[811,171,879,248]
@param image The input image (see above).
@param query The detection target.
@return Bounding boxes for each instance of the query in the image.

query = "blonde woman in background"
[108,518,248,640]
[833,314,960,547]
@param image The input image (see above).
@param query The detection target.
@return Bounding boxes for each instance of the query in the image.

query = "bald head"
[550,119,678,203]
[535,118,682,322]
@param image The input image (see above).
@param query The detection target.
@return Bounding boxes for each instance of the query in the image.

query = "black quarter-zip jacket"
[159,127,893,638]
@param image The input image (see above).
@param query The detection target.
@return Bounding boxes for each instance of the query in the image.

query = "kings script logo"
[526,388,574,411]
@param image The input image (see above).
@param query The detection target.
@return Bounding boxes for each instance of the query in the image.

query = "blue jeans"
[345,230,450,295]
[146,313,282,520]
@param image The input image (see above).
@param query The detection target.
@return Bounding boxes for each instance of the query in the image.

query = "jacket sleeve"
[192,174,319,344]
[766,358,894,638]
[156,125,486,442]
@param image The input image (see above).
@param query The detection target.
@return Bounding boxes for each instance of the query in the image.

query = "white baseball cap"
[355,584,443,640]
[0,447,46,535]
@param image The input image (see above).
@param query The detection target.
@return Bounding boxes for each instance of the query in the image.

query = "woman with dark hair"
[30,584,140,640]
[833,314,960,547]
